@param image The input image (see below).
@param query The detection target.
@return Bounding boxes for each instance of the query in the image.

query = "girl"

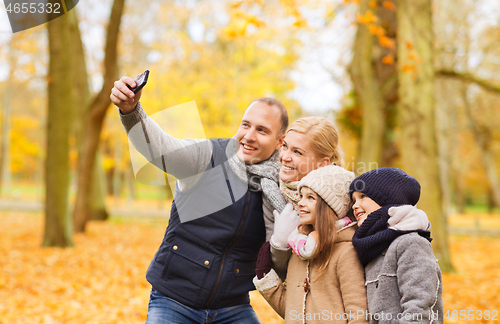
[254,165,368,324]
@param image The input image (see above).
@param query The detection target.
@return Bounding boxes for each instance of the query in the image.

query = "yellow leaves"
[293,18,308,28]
[369,1,378,8]
[11,116,42,174]
[276,0,307,29]
[103,156,114,171]
[1,211,161,322]
[3,211,500,323]
[0,212,284,323]
[442,226,500,316]
[231,0,264,9]
[223,10,266,38]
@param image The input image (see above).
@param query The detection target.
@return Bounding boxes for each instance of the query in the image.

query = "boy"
[350,167,443,324]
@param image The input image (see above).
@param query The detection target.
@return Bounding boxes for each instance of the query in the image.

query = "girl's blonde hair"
[287,117,343,166]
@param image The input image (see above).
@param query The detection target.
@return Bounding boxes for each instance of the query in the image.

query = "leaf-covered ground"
[1,212,499,323]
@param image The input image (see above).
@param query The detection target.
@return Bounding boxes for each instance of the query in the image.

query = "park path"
[0,199,169,218]
[1,199,500,236]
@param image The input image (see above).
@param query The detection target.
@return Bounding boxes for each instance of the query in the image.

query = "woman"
[279,117,343,208]
[269,116,345,278]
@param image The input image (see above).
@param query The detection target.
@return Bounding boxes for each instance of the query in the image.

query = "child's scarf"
[352,205,432,266]
[287,217,354,260]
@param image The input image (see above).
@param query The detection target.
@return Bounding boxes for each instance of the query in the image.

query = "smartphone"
[127,70,149,93]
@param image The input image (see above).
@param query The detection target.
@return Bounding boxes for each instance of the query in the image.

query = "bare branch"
[436,69,500,94]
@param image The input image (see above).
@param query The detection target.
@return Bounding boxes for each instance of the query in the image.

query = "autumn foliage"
[0,211,499,323]
[0,212,283,324]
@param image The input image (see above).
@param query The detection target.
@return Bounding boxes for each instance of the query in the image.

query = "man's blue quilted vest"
[146,138,266,309]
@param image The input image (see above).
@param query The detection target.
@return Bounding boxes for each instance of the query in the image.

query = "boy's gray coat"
[364,232,443,324]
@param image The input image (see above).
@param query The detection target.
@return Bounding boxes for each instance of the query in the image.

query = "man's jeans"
[146,288,261,324]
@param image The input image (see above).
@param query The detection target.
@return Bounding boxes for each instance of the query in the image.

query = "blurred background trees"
[0,0,499,272]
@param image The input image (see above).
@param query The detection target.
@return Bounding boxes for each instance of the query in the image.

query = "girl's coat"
[254,224,369,324]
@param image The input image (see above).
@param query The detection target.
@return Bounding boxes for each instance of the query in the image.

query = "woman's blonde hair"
[287,117,343,166]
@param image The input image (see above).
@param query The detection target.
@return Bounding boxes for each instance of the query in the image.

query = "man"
[110,76,288,323]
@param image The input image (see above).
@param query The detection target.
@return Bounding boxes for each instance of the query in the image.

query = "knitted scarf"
[352,205,432,266]
[288,218,355,260]
[280,179,301,211]
[226,138,287,213]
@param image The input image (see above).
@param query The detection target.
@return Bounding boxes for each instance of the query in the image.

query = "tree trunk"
[350,0,385,173]
[435,81,453,216]
[126,161,135,202]
[0,39,15,197]
[44,14,74,247]
[67,6,110,226]
[487,187,495,214]
[462,85,500,211]
[350,0,398,172]
[90,152,109,220]
[397,0,453,271]
[113,138,122,198]
[73,0,125,232]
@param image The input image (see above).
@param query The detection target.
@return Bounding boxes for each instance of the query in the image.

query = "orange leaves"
[401,41,423,78]
[407,51,422,63]
[382,54,395,65]
[378,35,396,50]
[442,228,500,316]
[382,0,396,11]
[0,212,284,323]
[0,212,162,323]
[3,211,500,323]
[368,24,385,37]
[356,10,395,53]
[356,10,378,25]
[225,0,306,39]
[402,63,419,74]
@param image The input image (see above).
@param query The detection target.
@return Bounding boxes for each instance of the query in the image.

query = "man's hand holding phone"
[110,70,149,114]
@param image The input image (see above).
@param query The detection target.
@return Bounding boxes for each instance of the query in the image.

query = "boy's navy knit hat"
[349,167,421,206]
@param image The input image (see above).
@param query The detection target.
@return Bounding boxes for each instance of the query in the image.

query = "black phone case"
[127,70,149,93]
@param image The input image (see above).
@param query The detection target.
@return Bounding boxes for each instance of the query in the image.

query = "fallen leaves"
[0,212,163,323]
[0,212,283,323]
[2,211,499,324]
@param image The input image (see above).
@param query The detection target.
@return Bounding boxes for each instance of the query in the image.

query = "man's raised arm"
[111,76,212,189]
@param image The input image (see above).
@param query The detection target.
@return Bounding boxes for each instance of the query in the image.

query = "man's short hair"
[253,97,289,137]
